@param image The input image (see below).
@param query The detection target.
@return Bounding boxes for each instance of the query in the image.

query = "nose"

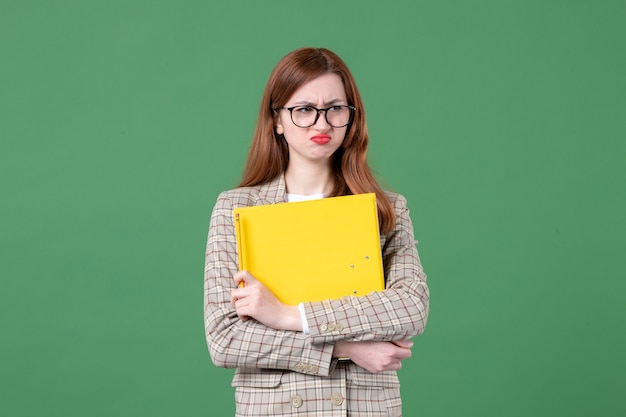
[313,109,331,129]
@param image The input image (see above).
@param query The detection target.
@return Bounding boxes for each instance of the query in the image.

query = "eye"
[328,105,344,112]
[294,106,314,114]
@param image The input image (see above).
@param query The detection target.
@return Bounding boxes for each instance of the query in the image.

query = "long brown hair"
[239,47,396,234]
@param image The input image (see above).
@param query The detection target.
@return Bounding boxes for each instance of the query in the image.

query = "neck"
[284,161,334,196]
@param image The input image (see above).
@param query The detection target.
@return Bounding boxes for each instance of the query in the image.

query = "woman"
[204,47,429,416]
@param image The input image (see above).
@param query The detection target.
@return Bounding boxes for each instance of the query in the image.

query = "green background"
[2,1,624,416]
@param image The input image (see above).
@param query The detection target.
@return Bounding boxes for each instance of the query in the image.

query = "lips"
[311,134,331,145]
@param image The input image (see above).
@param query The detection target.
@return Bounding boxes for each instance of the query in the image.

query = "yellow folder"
[234,193,385,305]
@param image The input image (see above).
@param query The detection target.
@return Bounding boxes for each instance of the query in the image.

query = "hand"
[333,340,413,373]
[230,270,302,331]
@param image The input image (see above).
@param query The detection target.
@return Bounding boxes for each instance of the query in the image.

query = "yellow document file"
[234,193,384,305]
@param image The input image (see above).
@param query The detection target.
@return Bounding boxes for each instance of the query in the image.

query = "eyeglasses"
[278,105,356,128]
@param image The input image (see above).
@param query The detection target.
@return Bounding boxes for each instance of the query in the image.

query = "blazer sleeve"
[204,191,338,376]
[301,193,430,344]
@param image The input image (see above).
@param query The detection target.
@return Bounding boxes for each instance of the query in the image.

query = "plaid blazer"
[204,175,429,416]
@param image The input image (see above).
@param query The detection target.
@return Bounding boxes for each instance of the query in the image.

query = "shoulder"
[214,175,286,210]
[208,186,266,226]
[214,185,265,211]
[382,191,409,212]
[382,191,414,239]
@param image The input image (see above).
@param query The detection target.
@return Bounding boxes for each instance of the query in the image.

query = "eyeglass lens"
[291,106,352,128]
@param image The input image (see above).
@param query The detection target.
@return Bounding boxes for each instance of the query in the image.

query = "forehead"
[287,73,347,104]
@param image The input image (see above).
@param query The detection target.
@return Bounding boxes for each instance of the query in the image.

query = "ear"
[275,113,284,135]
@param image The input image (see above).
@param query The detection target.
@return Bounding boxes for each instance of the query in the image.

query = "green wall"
[2,1,624,416]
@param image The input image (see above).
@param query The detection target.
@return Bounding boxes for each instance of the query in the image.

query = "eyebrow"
[291,98,347,107]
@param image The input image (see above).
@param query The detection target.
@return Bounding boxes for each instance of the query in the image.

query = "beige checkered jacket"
[204,175,429,416]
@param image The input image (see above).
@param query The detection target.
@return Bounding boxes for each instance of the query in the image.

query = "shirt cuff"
[298,302,310,334]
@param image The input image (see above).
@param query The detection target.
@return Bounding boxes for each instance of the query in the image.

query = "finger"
[233,270,247,287]
[235,311,249,322]
[230,292,240,307]
[234,270,256,287]
[392,339,414,349]
[394,346,412,360]
[233,300,250,321]
[232,292,250,310]
[230,288,246,306]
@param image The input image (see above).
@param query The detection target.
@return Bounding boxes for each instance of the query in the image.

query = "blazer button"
[291,395,303,408]
[294,364,304,372]
[328,323,336,331]
[320,324,328,332]
[335,322,344,331]
[331,392,343,406]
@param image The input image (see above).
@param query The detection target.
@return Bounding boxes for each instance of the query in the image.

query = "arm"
[301,193,430,344]
[204,192,336,376]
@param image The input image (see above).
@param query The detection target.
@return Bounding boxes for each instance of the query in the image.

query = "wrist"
[332,340,349,358]
[281,305,303,331]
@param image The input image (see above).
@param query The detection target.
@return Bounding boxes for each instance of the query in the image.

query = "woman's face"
[275,73,348,165]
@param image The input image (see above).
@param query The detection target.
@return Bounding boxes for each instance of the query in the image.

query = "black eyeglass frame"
[277,105,356,128]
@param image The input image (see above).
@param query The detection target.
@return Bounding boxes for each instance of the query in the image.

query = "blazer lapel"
[254,174,288,206]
